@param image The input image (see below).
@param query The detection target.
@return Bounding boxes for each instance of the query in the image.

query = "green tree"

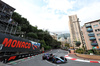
[38,40,46,48]
[75,41,81,47]
[39,40,51,50]
[45,46,51,50]
[21,24,28,32]
[37,29,44,40]
[12,12,22,24]
[12,12,61,50]
[21,17,29,25]
[27,32,38,39]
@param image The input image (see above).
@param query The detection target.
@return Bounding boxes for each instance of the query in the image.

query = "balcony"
[89,37,96,40]
[86,24,91,28]
[91,43,98,46]
[87,28,93,32]
[0,18,18,26]
[88,33,95,37]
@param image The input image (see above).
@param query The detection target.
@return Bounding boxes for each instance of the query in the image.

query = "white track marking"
[75,59,90,62]
[98,61,100,63]
[65,57,72,59]
[65,55,100,63]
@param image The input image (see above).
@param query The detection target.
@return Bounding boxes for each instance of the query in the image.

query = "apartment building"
[69,14,83,48]
[79,29,88,50]
[66,37,71,43]
[51,34,57,40]
[81,19,100,50]
[0,0,17,34]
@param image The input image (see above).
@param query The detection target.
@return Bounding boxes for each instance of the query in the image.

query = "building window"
[95,29,100,32]
[97,33,100,36]
[98,29,100,31]
[95,29,97,32]
[93,24,98,28]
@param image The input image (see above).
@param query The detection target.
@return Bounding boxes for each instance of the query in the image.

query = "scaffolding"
[0,0,17,35]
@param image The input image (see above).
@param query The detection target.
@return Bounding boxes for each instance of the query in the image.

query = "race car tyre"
[42,57,45,60]
[65,58,67,61]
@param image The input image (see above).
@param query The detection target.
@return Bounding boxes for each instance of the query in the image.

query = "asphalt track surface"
[6,49,100,66]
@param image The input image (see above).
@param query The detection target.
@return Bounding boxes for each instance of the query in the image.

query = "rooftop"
[85,19,100,24]
[0,0,15,11]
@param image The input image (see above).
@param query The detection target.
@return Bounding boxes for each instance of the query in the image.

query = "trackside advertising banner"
[0,32,40,52]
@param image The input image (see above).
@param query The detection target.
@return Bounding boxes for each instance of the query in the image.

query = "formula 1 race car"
[42,53,53,60]
[52,56,67,64]
[42,53,67,64]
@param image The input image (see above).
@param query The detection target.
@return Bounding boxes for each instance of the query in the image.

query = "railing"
[89,37,96,40]
[0,9,12,16]
[87,28,93,32]
[86,24,91,28]
[3,10,12,16]
[88,33,95,37]
[91,43,98,46]
[0,18,18,26]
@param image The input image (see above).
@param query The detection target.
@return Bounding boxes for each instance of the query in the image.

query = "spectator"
[8,18,12,23]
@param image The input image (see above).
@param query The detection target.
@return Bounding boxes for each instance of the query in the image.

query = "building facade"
[0,0,17,34]
[81,19,100,50]
[58,37,67,48]
[67,37,71,44]
[51,34,57,40]
[69,15,83,48]
[57,33,70,48]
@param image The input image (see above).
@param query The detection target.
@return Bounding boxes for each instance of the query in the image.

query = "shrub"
[45,46,51,50]
[92,49,100,55]
[96,50,100,55]
[75,48,84,54]
[87,50,93,54]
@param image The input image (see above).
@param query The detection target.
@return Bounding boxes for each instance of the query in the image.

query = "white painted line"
[65,57,72,59]
[65,55,68,56]
[65,55,100,63]
[98,61,100,63]
[75,59,90,62]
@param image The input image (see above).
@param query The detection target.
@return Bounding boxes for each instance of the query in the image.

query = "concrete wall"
[76,53,100,60]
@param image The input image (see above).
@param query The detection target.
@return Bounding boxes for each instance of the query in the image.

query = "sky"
[2,0,100,33]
